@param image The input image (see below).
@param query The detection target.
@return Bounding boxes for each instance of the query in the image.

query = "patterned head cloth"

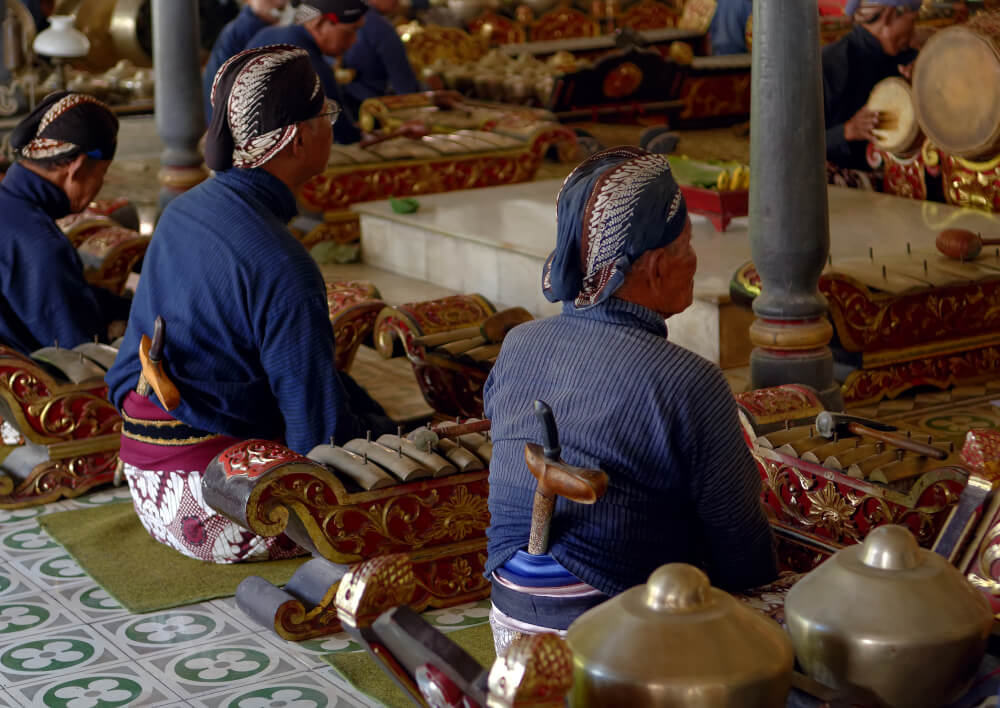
[295,0,368,24]
[542,146,688,310]
[10,91,118,163]
[205,45,326,172]
[845,0,921,17]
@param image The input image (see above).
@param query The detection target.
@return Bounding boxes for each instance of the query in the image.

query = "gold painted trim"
[861,332,1000,368]
[48,434,120,460]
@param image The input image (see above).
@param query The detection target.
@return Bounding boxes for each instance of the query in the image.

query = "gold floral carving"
[328,491,441,555]
[413,552,491,599]
[335,554,416,629]
[679,75,750,121]
[488,632,574,708]
[427,485,490,541]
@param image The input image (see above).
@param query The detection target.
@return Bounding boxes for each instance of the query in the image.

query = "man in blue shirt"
[709,0,752,55]
[202,0,289,124]
[484,147,776,653]
[341,0,421,117]
[247,0,368,144]
[0,91,129,354]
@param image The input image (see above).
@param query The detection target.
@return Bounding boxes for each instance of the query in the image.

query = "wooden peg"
[869,247,874,261]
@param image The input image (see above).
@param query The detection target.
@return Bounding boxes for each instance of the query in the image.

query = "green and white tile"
[0,625,131,687]
[0,507,45,526]
[141,633,302,699]
[74,488,134,507]
[0,564,42,601]
[95,605,251,659]
[10,553,88,590]
[0,596,82,638]
[190,670,370,708]
[257,629,362,669]
[49,581,128,623]
[10,662,180,707]
[0,524,57,559]
[422,599,491,630]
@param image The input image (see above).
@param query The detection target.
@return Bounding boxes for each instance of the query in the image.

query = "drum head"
[867,77,919,155]
[913,26,1000,159]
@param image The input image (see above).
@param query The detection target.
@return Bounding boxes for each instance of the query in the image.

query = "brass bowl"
[785,525,993,708]
[566,564,794,707]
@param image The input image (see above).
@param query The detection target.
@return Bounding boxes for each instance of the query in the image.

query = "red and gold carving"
[0,449,119,510]
[220,440,307,481]
[962,430,1000,481]
[326,280,385,371]
[734,384,824,426]
[925,143,1000,213]
[302,215,361,249]
[602,61,643,99]
[398,23,487,74]
[867,143,928,202]
[468,11,527,44]
[529,5,600,41]
[618,0,678,30]
[678,73,751,122]
[677,0,716,32]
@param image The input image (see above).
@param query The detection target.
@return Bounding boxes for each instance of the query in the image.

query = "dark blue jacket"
[0,164,128,354]
[246,23,362,144]
[709,0,752,55]
[105,168,364,453]
[203,6,269,125]
[484,298,777,596]
[343,12,421,109]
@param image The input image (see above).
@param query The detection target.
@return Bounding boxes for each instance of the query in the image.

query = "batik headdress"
[542,146,688,309]
[10,91,118,162]
[845,0,922,17]
[294,0,368,25]
[205,44,326,171]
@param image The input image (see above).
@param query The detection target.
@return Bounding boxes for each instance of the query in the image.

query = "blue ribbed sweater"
[0,163,128,354]
[483,298,777,596]
[343,12,421,106]
[105,168,362,453]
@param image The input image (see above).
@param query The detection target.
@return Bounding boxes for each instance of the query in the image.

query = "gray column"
[747,0,843,410]
[153,0,206,210]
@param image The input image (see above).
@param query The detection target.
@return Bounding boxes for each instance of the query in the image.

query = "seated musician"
[484,147,777,652]
[709,0,752,55]
[105,46,394,564]
[202,0,289,124]
[246,0,367,144]
[341,0,422,118]
[823,0,920,172]
[0,91,130,355]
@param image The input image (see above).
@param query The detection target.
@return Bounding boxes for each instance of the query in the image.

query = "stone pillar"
[747,0,843,410]
[153,0,207,210]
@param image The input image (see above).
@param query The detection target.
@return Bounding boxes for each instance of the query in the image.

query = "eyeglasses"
[315,100,341,127]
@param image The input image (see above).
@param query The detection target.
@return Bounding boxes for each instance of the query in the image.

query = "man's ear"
[290,124,309,156]
[65,153,88,182]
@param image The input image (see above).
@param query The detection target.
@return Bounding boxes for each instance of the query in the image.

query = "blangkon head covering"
[295,0,368,25]
[542,146,688,310]
[205,44,326,172]
[10,91,118,163]
[845,0,922,17]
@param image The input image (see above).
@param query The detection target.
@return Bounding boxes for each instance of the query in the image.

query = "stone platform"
[355,181,1000,369]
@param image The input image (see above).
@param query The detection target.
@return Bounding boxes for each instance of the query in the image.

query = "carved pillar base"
[749,317,843,409]
[157,165,209,209]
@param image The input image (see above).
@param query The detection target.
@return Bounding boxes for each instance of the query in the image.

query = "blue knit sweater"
[0,163,128,354]
[343,12,421,107]
[709,0,752,55]
[203,6,269,125]
[105,168,363,453]
[484,298,777,596]
[246,24,362,144]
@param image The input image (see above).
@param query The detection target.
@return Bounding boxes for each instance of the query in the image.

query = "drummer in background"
[823,0,920,172]
[246,0,368,144]
[0,91,130,355]
[202,0,289,124]
[708,0,752,55]
[341,0,422,119]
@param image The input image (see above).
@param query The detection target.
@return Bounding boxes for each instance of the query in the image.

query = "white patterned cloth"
[123,463,305,564]
[0,420,22,445]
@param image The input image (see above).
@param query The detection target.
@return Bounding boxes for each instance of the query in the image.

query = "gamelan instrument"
[866,76,922,157]
[200,421,494,641]
[913,13,1000,160]
[936,227,1000,261]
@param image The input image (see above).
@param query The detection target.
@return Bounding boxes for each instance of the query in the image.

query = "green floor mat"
[39,501,307,613]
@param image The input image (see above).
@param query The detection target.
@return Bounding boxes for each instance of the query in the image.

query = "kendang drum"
[913,14,1000,160]
[867,77,922,157]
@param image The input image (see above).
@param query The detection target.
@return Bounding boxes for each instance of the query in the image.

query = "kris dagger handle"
[533,400,561,460]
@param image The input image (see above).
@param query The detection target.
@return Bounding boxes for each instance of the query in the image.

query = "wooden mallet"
[936,228,1000,261]
[525,400,609,555]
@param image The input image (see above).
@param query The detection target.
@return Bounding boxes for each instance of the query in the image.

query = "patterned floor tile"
[256,630,362,670]
[0,565,41,603]
[73,487,134,507]
[422,600,491,630]
[8,553,88,591]
[314,666,383,707]
[189,670,368,708]
[0,507,46,527]
[206,597,257,632]
[9,661,182,707]
[48,581,129,624]
[140,633,302,699]
[0,596,83,640]
[0,524,58,560]
[94,604,253,660]
[0,624,132,687]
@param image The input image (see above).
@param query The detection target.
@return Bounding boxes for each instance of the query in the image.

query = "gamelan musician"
[105,47,394,564]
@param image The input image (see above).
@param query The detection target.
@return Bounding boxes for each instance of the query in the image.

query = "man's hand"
[844,107,878,142]
[107,320,127,342]
[248,0,287,22]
